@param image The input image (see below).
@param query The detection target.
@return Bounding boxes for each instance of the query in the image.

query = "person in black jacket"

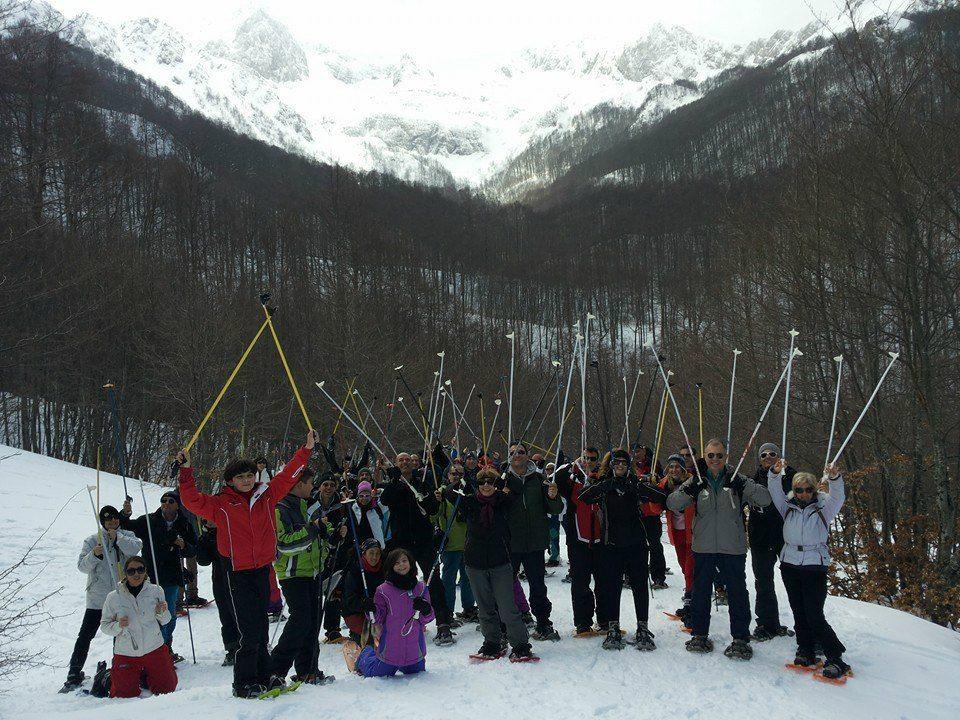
[380,451,453,644]
[581,448,667,652]
[341,539,386,642]
[314,474,350,643]
[448,466,536,662]
[120,491,197,661]
[748,442,795,641]
[196,518,239,665]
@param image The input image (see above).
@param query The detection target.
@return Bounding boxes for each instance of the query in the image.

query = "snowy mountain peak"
[231,10,308,83]
[120,17,185,66]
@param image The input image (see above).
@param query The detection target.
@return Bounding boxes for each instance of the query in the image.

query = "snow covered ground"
[2,444,958,719]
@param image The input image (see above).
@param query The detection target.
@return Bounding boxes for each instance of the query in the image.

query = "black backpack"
[89,660,111,698]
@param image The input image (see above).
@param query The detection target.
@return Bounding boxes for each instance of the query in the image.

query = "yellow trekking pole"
[186,316,270,451]
[479,393,487,458]
[260,293,312,430]
[696,382,704,453]
[332,377,357,434]
[651,383,670,474]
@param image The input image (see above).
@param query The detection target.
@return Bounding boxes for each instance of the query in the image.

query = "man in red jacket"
[177,430,317,698]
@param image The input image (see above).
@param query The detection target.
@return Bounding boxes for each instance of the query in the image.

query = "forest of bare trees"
[0,3,957,625]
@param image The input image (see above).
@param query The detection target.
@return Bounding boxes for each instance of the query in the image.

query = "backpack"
[89,660,111,698]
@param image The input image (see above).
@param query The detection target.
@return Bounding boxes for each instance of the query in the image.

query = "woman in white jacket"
[768,459,849,680]
[100,555,178,698]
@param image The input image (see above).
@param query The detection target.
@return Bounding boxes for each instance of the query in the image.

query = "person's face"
[292,478,313,499]
[358,489,373,506]
[411,455,422,469]
[397,454,412,472]
[704,444,726,473]
[103,516,120,532]
[465,456,477,469]
[256,462,266,472]
[477,475,497,496]
[792,482,816,500]
[679,448,694,470]
[667,460,685,479]
[319,480,336,499]
[231,470,257,493]
[612,458,629,476]
[492,451,501,461]
[509,445,527,470]
[760,448,778,469]
[125,561,148,587]
[363,546,382,565]
[160,496,179,517]
[582,450,598,471]
[447,467,463,485]
[393,553,411,575]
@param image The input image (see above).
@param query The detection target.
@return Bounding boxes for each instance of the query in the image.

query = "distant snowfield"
[1,444,958,719]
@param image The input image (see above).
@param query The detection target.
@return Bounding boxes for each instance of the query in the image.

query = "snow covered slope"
[2,444,958,719]
[15,1,836,191]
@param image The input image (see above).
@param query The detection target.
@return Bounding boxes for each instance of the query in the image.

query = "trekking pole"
[633,368,659,446]
[454,384,479,441]
[479,393,487,458]
[178,549,197,664]
[486,399,502,453]
[830,351,899,466]
[424,492,464,587]
[315,382,388,458]
[428,352,446,447]
[506,331,516,449]
[517,364,559,445]
[397,397,428,444]
[343,500,373,645]
[529,385,559,450]
[696,382,704,455]
[781,329,800,459]
[355,390,397,455]
[186,316,270,451]
[332,377,358,435]
[545,407,576,462]
[552,333,581,471]
[396,366,442,441]
[591,360,613,452]
[86,484,120,586]
[651,376,672,474]
[623,366,644,446]
[725,349,742,454]
[103,384,130,499]
[581,316,594,451]
[824,355,843,472]
[274,397,295,468]
[259,293,313,431]
[622,374,630,449]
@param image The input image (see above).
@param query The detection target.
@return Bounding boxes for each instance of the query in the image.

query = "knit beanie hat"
[99,505,121,527]
[758,442,780,458]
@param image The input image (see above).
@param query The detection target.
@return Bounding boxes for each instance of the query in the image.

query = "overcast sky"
[48,0,853,57]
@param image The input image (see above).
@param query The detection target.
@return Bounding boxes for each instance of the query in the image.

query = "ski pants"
[67,608,102,680]
[597,543,650,626]
[548,516,561,563]
[466,563,529,649]
[356,646,425,677]
[752,546,782,631]
[226,564,271,692]
[110,644,177,698]
[160,585,178,646]
[690,552,750,640]
[510,550,551,623]
[642,515,667,583]
[441,550,475,614]
[567,540,603,629]
[671,532,694,595]
[781,564,845,659]
[267,565,283,614]
[271,576,321,678]
[211,558,239,651]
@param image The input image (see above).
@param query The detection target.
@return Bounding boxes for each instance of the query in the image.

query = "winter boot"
[602,623,626,650]
[59,671,86,693]
[531,620,560,642]
[793,649,819,667]
[685,635,714,654]
[521,611,536,629]
[752,625,776,642]
[651,580,668,590]
[509,643,540,663]
[233,683,268,699]
[633,622,656,652]
[292,671,335,685]
[267,675,287,691]
[821,658,852,680]
[456,606,479,623]
[323,631,346,644]
[474,640,505,659]
[723,639,753,661]
[562,573,572,584]
[433,624,456,646]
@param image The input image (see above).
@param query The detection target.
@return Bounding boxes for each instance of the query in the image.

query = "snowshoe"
[663,612,682,622]
[521,612,536,629]
[723,639,753,661]
[816,659,853,684]
[456,607,479,623]
[449,617,465,629]
[531,621,560,642]
[170,652,185,664]
[602,624,626,651]
[633,622,656,652]
[651,580,668,590]
[509,643,540,663]
[257,681,302,700]
[234,683,269,699]
[785,650,822,673]
[574,625,602,638]
[433,625,456,646]
[752,625,776,642]
[685,635,714,654]
[59,674,86,694]
[323,632,347,644]
[183,595,211,609]
[341,640,363,674]
[470,641,507,662]
[292,672,335,685]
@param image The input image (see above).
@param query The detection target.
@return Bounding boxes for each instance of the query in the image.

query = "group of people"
[64,424,851,700]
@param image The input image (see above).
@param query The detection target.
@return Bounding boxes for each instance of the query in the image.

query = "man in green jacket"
[269,467,334,685]
[435,463,477,624]
[504,443,563,641]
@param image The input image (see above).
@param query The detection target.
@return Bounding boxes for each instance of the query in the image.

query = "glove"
[361,597,376,613]
[682,480,702,497]
[729,475,746,495]
[412,596,432,615]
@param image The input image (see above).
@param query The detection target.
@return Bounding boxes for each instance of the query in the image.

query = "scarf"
[475,490,500,528]
[361,556,382,574]
[386,568,418,591]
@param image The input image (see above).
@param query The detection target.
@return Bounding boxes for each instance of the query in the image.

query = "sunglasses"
[478,478,496,486]
[512,450,527,456]
[760,452,778,459]
[706,452,725,459]
[612,459,628,466]
[125,566,147,576]
[680,452,692,457]
[584,456,598,462]
[160,498,178,505]
[793,486,815,495]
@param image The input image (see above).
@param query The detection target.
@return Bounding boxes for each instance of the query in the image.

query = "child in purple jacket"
[355,548,435,677]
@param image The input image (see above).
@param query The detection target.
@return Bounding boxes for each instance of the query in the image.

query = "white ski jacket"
[78,530,143,609]
[100,580,170,657]
[768,469,845,568]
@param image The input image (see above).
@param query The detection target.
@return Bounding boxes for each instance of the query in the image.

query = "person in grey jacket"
[768,458,850,679]
[100,555,177,697]
[667,438,771,660]
[61,505,142,691]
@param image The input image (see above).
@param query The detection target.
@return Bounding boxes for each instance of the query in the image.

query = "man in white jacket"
[61,505,142,692]
[100,555,178,697]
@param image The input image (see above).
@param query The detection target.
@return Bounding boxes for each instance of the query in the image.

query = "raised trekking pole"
[506,331,516,449]
[622,374,630,449]
[86,481,120,585]
[643,341,705,484]
[518,362,559,445]
[623,366,644,446]
[260,293,313,431]
[332,377,358,435]
[397,397,427,444]
[727,347,802,480]
[479,392,488,457]
[396,366,441,443]
[552,333,581,470]
[633,367,659,446]
[591,360,614,452]
[824,355,843,472]
[830,352,899,466]
[651,374,672,474]
[781,329,800,459]
[487,399,503,452]
[429,352,446,445]
[103,383,130,500]
[342,499,374,645]
[726,349,742,454]
[315,381,388,458]
[581,315,595,451]
[696,382,704,454]
[354,389,398,456]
